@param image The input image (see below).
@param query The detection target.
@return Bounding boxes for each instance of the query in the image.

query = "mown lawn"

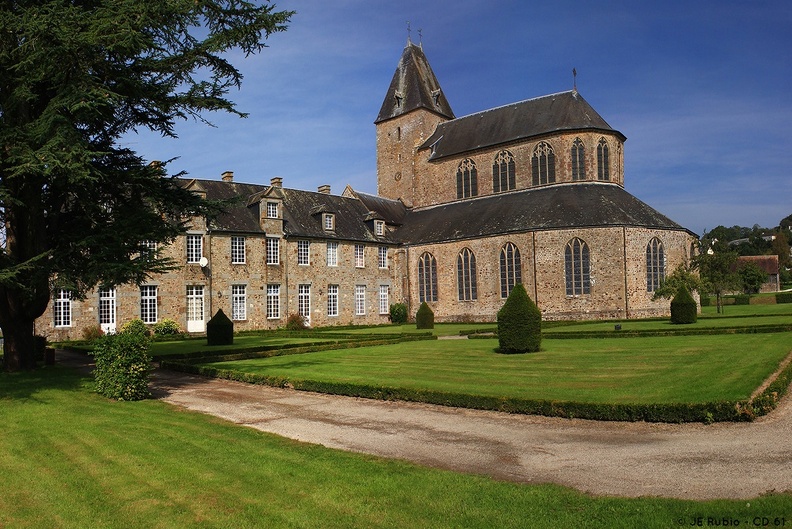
[201,333,792,404]
[146,335,343,357]
[2,367,791,529]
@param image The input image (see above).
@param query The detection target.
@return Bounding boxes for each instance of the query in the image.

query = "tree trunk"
[2,317,36,371]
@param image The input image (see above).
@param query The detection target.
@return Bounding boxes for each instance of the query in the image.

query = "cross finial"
[406,21,411,44]
[418,28,423,48]
[572,67,577,92]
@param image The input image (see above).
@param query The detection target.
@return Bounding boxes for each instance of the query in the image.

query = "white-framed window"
[327,284,339,317]
[54,289,72,327]
[297,240,310,266]
[324,213,335,231]
[98,287,116,326]
[355,244,365,268]
[298,284,311,323]
[266,284,280,319]
[187,234,203,263]
[267,202,278,219]
[378,246,388,269]
[231,236,246,264]
[379,285,389,315]
[232,284,247,321]
[140,285,158,324]
[266,237,280,265]
[375,220,385,236]
[326,241,338,267]
[140,240,157,259]
[186,286,204,325]
[355,285,366,316]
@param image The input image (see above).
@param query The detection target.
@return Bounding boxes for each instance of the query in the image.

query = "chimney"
[221,170,234,182]
[270,176,283,188]
[318,184,331,195]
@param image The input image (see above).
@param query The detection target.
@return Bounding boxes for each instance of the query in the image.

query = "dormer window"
[375,220,385,236]
[267,202,278,219]
[324,213,335,231]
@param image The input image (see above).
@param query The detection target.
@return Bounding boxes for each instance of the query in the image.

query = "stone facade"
[34,42,698,341]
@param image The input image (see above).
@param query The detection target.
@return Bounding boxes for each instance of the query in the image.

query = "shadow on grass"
[0,364,90,400]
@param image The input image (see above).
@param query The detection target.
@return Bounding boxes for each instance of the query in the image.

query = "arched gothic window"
[531,142,556,185]
[492,150,516,193]
[456,159,478,199]
[418,252,438,303]
[457,248,477,301]
[500,242,522,298]
[597,138,610,181]
[571,138,585,181]
[646,238,665,292]
[565,238,591,296]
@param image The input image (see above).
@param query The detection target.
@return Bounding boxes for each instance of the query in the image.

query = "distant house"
[735,255,780,293]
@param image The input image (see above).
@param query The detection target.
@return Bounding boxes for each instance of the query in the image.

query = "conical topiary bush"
[670,284,697,324]
[497,283,541,353]
[415,302,434,329]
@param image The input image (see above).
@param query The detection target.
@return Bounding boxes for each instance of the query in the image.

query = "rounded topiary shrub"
[153,318,181,336]
[285,313,308,330]
[92,331,152,401]
[670,285,698,324]
[496,283,541,354]
[120,318,150,337]
[206,309,234,345]
[415,302,434,329]
[389,303,408,324]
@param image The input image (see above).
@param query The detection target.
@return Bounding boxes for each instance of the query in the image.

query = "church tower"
[375,42,454,206]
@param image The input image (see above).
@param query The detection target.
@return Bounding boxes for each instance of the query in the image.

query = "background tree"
[692,241,739,314]
[0,1,292,371]
[736,261,768,295]
[651,263,702,301]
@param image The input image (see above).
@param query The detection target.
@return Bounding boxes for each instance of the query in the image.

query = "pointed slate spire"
[375,43,455,124]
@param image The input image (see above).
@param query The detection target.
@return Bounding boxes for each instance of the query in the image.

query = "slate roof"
[420,91,625,161]
[375,43,455,124]
[394,182,695,245]
[183,179,398,244]
[350,190,409,226]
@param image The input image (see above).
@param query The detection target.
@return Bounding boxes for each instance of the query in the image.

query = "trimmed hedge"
[207,309,234,345]
[776,292,792,304]
[734,294,750,305]
[496,283,541,353]
[416,302,434,329]
[92,332,152,401]
[670,285,697,324]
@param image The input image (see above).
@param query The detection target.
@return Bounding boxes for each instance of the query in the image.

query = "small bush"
[496,283,541,353]
[92,331,151,401]
[415,302,434,329]
[207,309,234,345]
[285,313,308,331]
[734,294,750,305]
[120,318,150,337]
[776,292,792,304]
[670,285,697,324]
[153,318,181,336]
[389,303,408,324]
[81,324,104,342]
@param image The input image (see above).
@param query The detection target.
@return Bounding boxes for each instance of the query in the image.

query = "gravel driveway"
[149,367,792,500]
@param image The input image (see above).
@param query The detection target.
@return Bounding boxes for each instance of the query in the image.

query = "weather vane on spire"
[573,67,577,92]
[418,28,423,47]
[406,21,411,44]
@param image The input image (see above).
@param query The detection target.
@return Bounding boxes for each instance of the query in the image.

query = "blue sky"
[121,1,792,235]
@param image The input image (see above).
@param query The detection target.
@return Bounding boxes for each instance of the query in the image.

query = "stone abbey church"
[37,43,697,341]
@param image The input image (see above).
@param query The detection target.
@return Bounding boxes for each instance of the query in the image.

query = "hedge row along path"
[137,356,792,501]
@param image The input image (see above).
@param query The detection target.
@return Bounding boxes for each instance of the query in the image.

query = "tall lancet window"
[532,142,556,185]
[492,150,516,193]
[456,159,478,199]
[571,138,585,181]
[597,138,610,181]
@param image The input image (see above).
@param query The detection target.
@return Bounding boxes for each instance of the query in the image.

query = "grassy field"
[199,333,792,404]
[146,335,345,357]
[2,367,791,529]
